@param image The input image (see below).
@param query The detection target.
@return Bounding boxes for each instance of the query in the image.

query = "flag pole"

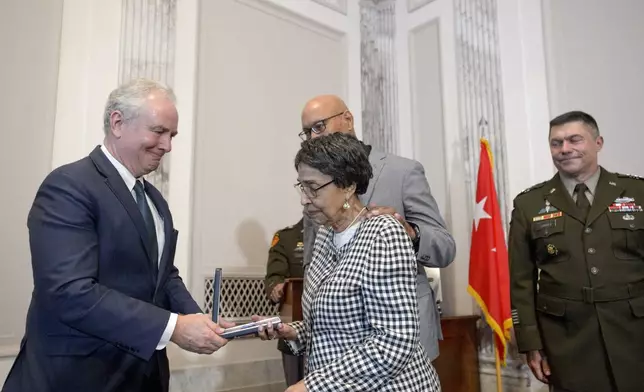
[495,345,503,392]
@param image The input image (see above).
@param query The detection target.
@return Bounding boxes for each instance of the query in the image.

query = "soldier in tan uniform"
[264,219,304,387]
[509,111,644,392]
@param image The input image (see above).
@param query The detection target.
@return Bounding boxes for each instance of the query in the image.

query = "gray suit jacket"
[303,149,456,361]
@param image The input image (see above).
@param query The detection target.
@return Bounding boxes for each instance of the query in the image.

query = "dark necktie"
[134,181,158,279]
[574,183,591,218]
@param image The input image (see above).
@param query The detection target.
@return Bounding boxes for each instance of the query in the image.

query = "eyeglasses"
[294,180,333,199]
[298,111,346,141]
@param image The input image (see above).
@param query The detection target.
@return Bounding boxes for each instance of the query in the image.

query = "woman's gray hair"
[103,78,176,135]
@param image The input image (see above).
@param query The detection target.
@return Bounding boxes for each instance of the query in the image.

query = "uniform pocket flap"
[629,296,644,318]
[536,295,566,317]
[608,213,644,230]
[531,217,564,239]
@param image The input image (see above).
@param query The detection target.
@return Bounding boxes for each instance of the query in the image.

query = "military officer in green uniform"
[264,218,305,387]
[509,110,644,392]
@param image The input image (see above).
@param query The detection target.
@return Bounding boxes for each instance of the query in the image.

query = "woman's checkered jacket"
[287,214,441,391]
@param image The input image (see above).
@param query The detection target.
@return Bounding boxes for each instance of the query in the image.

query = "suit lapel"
[90,147,157,272]
[544,174,586,225]
[145,181,173,289]
[587,169,624,226]
[362,150,386,205]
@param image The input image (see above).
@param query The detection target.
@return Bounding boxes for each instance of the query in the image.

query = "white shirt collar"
[100,145,140,191]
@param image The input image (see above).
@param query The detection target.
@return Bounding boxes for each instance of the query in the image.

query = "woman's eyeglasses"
[294,180,333,198]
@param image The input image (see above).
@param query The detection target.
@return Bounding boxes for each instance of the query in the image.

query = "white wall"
[401,0,474,317]
[181,0,360,371]
[497,0,554,197]
[543,0,644,175]
[0,0,64,384]
[192,0,350,280]
[408,17,448,305]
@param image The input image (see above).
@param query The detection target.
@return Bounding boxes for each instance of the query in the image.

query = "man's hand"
[363,203,416,240]
[252,315,298,341]
[526,350,551,384]
[170,314,233,354]
[285,379,307,392]
[270,283,285,303]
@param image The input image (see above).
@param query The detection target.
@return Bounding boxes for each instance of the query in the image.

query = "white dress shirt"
[101,145,177,350]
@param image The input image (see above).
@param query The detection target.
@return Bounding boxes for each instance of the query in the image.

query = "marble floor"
[170,358,285,392]
[168,357,550,392]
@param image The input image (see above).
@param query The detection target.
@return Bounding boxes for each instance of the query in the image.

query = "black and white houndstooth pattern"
[288,214,441,391]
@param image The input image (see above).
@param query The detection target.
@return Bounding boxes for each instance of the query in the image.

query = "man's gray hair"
[103,78,176,135]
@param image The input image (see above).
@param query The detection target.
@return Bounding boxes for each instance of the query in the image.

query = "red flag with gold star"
[467,138,512,371]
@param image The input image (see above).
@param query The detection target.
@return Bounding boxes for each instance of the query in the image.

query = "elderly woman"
[258,133,441,392]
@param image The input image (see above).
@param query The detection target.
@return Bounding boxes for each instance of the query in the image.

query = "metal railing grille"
[204,276,279,323]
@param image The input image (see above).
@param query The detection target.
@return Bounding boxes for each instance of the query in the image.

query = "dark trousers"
[282,352,305,387]
[3,343,168,392]
[140,351,164,392]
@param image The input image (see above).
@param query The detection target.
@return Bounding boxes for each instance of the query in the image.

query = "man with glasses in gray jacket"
[298,94,456,362]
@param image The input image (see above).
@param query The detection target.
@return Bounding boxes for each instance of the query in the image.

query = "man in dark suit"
[298,95,455,361]
[2,79,231,392]
[509,111,644,391]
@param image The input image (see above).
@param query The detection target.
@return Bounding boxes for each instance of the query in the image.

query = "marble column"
[454,0,532,386]
[359,0,398,154]
[119,0,177,198]
[454,0,509,228]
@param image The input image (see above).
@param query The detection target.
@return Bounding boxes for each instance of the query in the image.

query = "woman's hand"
[285,379,307,392]
[251,315,297,341]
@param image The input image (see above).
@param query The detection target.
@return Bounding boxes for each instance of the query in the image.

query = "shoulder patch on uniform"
[518,180,547,195]
[271,233,280,247]
[616,172,644,181]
